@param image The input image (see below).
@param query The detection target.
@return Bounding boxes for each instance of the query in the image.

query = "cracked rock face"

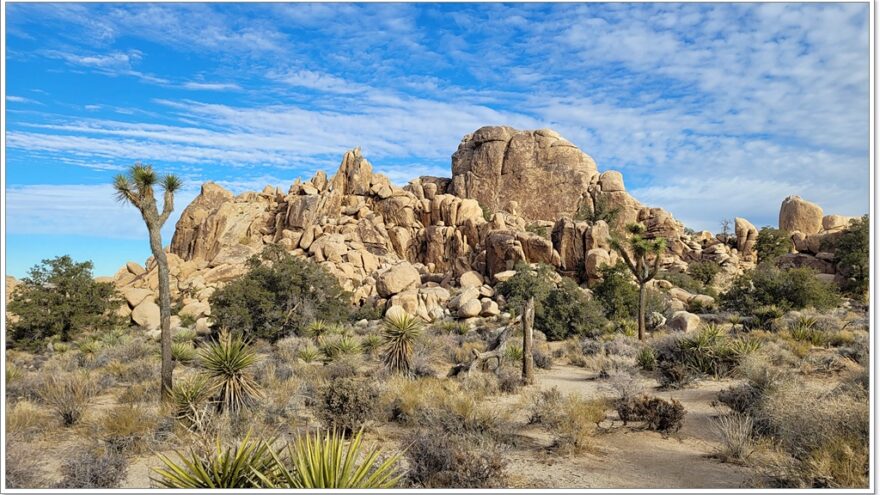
[450,126,599,221]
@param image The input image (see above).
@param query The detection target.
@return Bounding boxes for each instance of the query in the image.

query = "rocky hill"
[104,126,859,332]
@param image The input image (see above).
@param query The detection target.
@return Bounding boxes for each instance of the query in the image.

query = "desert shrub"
[118,382,154,404]
[526,223,550,238]
[101,404,158,454]
[497,263,606,340]
[636,346,656,370]
[607,370,645,402]
[592,262,639,320]
[532,347,553,369]
[209,247,350,341]
[39,372,96,426]
[495,366,521,394]
[527,386,563,425]
[539,278,607,340]
[755,381,869,487]
[350,303,384,322]
[615,395,685,433]
[57,444,128,488]
[713,413,754,463]
[721,264,841,314]
[5,440,49,488]
[718,384,762,416]
[420,392,508,440]
[688,260,721,286]
[756,227,791,264]
[549,394,606,453]
[6,400,50,439]
[406,431,507,488]
[433,320,469,335]
[657,270,704,294]
[751,304,786,330]
[833,215,868,297]
[758,382,868,459]
[319,334,362,361]
[199,330,263,413]
[7,256,121,347]
[318,377,377,434]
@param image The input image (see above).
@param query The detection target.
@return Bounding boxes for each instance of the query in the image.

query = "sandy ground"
[501,364,757,489]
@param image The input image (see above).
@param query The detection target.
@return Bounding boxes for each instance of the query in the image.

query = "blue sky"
[4,3,870,277]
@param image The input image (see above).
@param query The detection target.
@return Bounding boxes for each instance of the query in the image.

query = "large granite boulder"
[779,195,823,235]
[450,126,598,221]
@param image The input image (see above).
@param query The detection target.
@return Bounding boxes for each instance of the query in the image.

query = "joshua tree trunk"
[638,283,646,341]
[522,297,535,385]
[113,164,180,402]
[148,224,173,399]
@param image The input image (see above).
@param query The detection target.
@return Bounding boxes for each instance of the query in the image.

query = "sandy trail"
[503,364,757,489]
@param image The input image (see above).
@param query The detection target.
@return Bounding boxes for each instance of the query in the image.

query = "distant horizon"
[5,3,870,278]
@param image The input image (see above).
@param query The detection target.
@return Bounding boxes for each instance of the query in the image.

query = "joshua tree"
[521,297,535,385]
[113,163,181,399]
[611,223,667,341]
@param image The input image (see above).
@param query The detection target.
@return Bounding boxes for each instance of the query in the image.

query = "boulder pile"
[105,126,861,329]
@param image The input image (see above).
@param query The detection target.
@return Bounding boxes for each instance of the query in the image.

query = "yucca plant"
[503,344,524,363]
[259,429,403,488]
[170,375,214,430]
[152,431,279,488]
[303,320,331,340]
[198,330,263,413]
[173,328,198,343]
[361,334,382,354]
[171,342,197,364]
[297,344,321,364]
[381,312,422,375]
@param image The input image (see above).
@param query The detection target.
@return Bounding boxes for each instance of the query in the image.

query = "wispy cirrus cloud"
[5,2,870,249]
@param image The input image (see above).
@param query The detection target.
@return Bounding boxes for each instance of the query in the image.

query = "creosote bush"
[615,395,685,434]
[318,377,377,434]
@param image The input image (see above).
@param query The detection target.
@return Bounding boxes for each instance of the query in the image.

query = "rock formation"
[779,195,823,235]
[104,126,862,328]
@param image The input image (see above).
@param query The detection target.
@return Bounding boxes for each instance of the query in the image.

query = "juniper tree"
[7,256,119,347]
[611,223,666,341]
[113,163,181,399]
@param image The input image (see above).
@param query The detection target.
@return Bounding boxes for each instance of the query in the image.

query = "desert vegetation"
[5,223,869,489]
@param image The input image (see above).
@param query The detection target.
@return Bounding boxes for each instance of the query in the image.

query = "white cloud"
[181,81,241,91]
[5,184,199,240]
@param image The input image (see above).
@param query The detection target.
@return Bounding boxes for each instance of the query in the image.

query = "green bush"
[833,215,868,297]
[592,262,639,320]
[8,256,121,347]
[687,261,721,286]
[539,278,607,340]
[756,227,791,264]
[497,263,606,341]
[721,263,841,314]
[210,247,351,341]
[593,262,667,321]
[496,262,555,313]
